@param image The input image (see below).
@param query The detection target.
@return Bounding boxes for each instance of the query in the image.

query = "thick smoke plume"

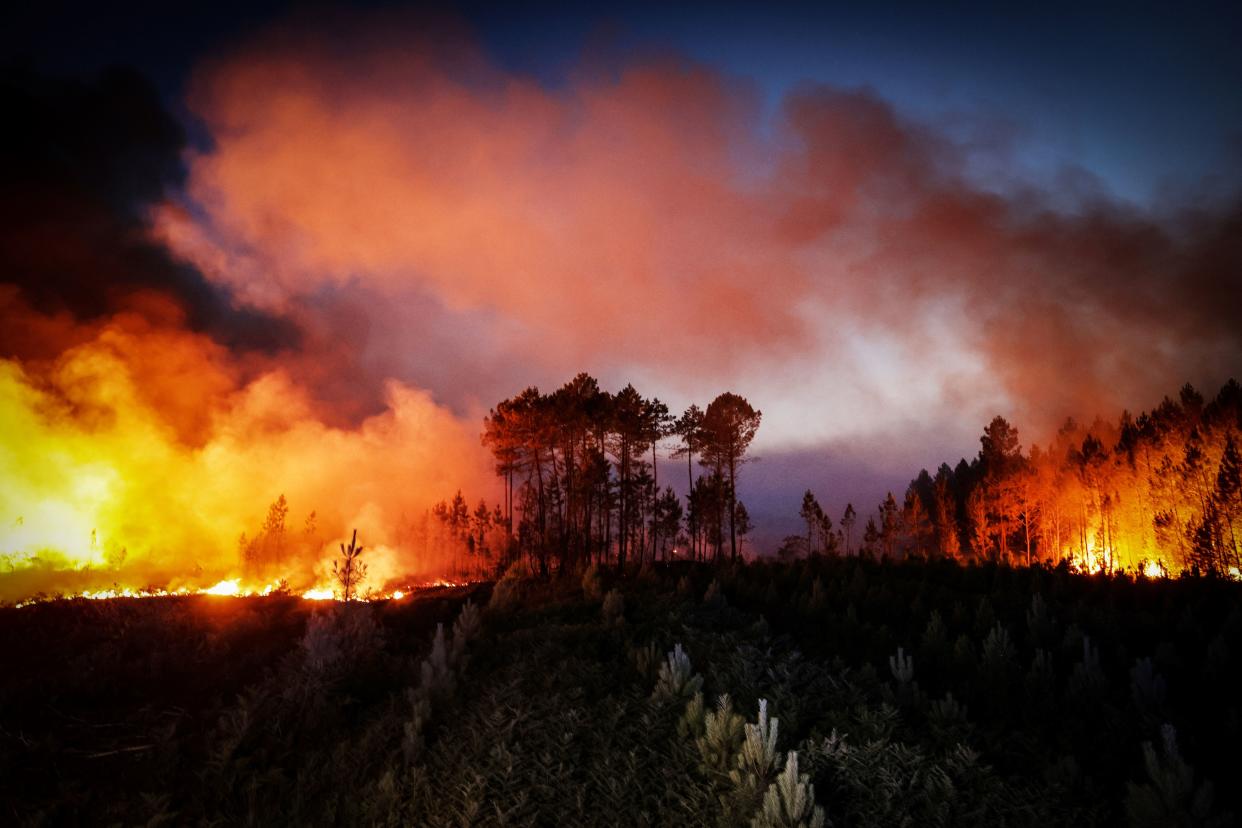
[160,19,1241,443]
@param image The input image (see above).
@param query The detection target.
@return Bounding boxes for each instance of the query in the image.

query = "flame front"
[0,308,495,605]
[301,588,335,601]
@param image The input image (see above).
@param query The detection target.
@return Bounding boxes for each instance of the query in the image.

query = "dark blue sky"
[10,1,1242,205]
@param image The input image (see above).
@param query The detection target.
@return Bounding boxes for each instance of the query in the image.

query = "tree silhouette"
[700,393,762,561]
[672,405,706,559]
[801,491,827,557]
[333,529,367,602]
[479,376,753,572]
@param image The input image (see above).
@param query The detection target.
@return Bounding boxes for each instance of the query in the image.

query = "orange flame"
[0,308,496,604]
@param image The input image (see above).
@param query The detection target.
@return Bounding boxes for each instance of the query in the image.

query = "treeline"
[237,494,320,580]
[800,379,1241,574]
[236,490,508,586]
[472,373,762,575]
[420,492,508,579]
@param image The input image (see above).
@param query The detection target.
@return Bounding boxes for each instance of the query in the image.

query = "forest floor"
[1,558,1238,826]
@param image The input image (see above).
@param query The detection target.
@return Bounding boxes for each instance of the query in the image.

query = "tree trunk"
[620,438,634,572]
[651,440,659,566]
[728,456,738,561]
[686,449,695,560]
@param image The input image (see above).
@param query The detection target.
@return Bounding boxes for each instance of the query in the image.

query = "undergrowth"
[1,558,1238,826]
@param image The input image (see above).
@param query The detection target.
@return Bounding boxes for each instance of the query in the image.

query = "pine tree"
[879,493,899,558]
[333,529,367,602]
[1213,433,1241,567]
[700,393,762,561]
[752,751,825,828]
[800,491,821,555]
[261,494,289,571]
[862,516,880,557]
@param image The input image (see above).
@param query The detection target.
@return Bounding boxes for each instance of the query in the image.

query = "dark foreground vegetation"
[1,559,1238,827]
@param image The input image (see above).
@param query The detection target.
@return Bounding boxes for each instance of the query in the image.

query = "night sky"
[4,1,1241,548]
[13,2,1242,202]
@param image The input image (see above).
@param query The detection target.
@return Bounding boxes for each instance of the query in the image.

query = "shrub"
[602,588,625,626]
[982,623,1016,669]
[697,693,746,776]
[420,622,455,699]
[451,599,481,663]
[631,640,660,681]
[752,751,825,828]
[406,600,485,765]
[654,643,703,700]
[301,603,382,674]
[582,562,603,601]
[889,646,915,684]
[1130,657,1167,718]
[1124,724,1228,828]
[488,562,524,613]
[731,698,781,799]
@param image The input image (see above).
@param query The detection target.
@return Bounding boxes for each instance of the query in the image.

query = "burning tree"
[877,378,1242,575]
[333,529,367,601]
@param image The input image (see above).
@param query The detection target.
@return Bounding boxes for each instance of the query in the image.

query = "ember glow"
[13,577,473,608]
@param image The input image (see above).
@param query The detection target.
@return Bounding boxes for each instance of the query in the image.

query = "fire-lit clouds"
[161,23,1241,449]
[159,38,805,375]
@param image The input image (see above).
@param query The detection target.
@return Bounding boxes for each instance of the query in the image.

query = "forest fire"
[4,21,1240,605]
[836,381,1242,580]
[0,304,500,605]
[3,4,1242,825]
[4,366,1239,606]
[11,576,476,608]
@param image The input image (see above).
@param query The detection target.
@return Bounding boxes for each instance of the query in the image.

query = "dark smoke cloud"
[0,64,298,358]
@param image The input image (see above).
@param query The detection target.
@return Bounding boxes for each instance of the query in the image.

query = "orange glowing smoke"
[156,21,1242,448]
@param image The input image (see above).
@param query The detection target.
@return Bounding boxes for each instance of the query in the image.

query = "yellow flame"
[9,575,478,608]
[1068,551,1103,575]
[203,578,242,596]
[0,324,497,606]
